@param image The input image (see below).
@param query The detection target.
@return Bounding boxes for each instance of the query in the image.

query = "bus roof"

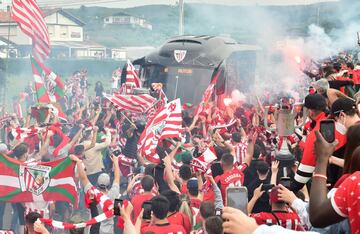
[142,35,261,68]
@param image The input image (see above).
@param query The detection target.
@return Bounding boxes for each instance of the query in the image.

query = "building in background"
[103,12,152,30]
[0,8,106,58]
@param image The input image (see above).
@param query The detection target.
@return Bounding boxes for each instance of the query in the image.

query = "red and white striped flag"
[191,147,217,173]
[104,93,156,114]
[138,99,182,163]
[125,60,141,89]
[194,69,221,116]
[11,0,50,62]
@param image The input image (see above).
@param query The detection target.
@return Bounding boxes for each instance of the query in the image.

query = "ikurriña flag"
[31,56,65,103]
[0,154,78,205]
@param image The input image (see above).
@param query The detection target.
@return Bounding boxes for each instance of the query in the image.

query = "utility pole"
[179,0,184,35]
[0,5,10,115]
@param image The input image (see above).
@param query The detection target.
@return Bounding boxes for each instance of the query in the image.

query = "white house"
[0,8,106,58]
[104,12,152,30]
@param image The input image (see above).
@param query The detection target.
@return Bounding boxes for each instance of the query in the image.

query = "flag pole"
[120,111,137,129]
[143,99,161,114]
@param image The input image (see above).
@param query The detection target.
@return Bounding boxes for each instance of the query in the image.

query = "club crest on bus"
[174,50,187,63]
[19,165,51,196]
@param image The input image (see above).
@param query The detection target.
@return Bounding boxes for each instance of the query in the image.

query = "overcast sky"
[31,0,339,8]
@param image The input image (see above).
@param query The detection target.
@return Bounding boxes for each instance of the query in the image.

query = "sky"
[29,0,339,8]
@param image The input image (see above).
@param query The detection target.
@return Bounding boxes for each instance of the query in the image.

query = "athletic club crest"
[174,50,187,63]
[147,120,166,136]
[41,71,57,99]
[19,164,51,196]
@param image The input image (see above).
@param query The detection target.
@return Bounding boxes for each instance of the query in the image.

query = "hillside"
[66,1,354,48]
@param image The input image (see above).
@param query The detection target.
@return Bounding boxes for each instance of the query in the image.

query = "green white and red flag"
[0,154,78,205]
[31,56,65,103]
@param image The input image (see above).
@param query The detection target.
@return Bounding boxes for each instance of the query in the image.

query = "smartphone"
[279,177,291,189]
[113,199,123,216]
[320,119,335,143]
[261,184,275,191]
[142,201,152,220]
[112,150,121,156]
[226,187,248,215]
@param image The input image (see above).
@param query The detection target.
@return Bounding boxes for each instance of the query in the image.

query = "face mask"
[335,121,347,135]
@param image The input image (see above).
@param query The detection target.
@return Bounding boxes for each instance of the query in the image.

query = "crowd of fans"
[0,51,360,234]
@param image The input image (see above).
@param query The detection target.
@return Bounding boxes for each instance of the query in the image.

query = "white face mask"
[335,121,347,135]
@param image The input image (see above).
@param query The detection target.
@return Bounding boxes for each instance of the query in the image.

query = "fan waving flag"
[194,69,221,116]
[11,0,50,62]
[104,93,156,114]
[31,56,65,103]
[0,154,78,205]
[122,60,141,94]
[138,99,182,163]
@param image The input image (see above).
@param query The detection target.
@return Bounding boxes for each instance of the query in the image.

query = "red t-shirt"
[141,223,186,234]
[331,171,360,233]
[180,183,188,194]
[251,209,303,231]
[167,212,191,234]
[215,163,247,204]
[131,193,154,223]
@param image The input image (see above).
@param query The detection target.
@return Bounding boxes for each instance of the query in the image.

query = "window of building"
[60,26,68,38]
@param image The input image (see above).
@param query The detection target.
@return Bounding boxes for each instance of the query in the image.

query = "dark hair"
[221,153,234,168]
[333,62,341,72]
[11,142,28,158]
[200,201,215,219]
[179,165,192,181]
[349,146,360,174]
[161,190,180,212]
[256,161,269,175]
[205,216,223,234]
[295,190,306,202]
[141,175,154,192]
[231,132,242,143]
[25,212,42,225]
[253,144,262,159]
[151,195,170,219]
[144,164,156,177]
[343,124,360,173]
[74,145,85,156]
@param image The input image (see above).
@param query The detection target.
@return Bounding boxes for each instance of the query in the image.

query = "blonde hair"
[179,194,193,227]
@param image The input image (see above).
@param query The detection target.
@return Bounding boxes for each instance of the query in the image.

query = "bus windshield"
[142,65,214,104]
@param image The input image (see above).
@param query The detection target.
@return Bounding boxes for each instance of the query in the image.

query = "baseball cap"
[269,186,283,203]
[331,98,356,116]
[304,94,327,111]
[187,178,198,191]
[97,173,110,189]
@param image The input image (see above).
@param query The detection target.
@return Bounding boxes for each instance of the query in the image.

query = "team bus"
[124,35,261,105]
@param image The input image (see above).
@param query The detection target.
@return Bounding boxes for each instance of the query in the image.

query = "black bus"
[124,35,261,105]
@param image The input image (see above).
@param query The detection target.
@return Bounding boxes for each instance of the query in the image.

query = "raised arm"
[309,131,343,227]
[70,155,90,187]
[247,184,264,214]
[84,126,99,151]
[111,155,120,185]
[243,132,257,166]
[270,160,279,185]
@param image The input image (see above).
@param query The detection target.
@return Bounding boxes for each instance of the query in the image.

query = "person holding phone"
[141,195,186,234]
[250,186,303,231]
[130,175,155,222]
[292,94,346,191]
[215,131,256,205]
